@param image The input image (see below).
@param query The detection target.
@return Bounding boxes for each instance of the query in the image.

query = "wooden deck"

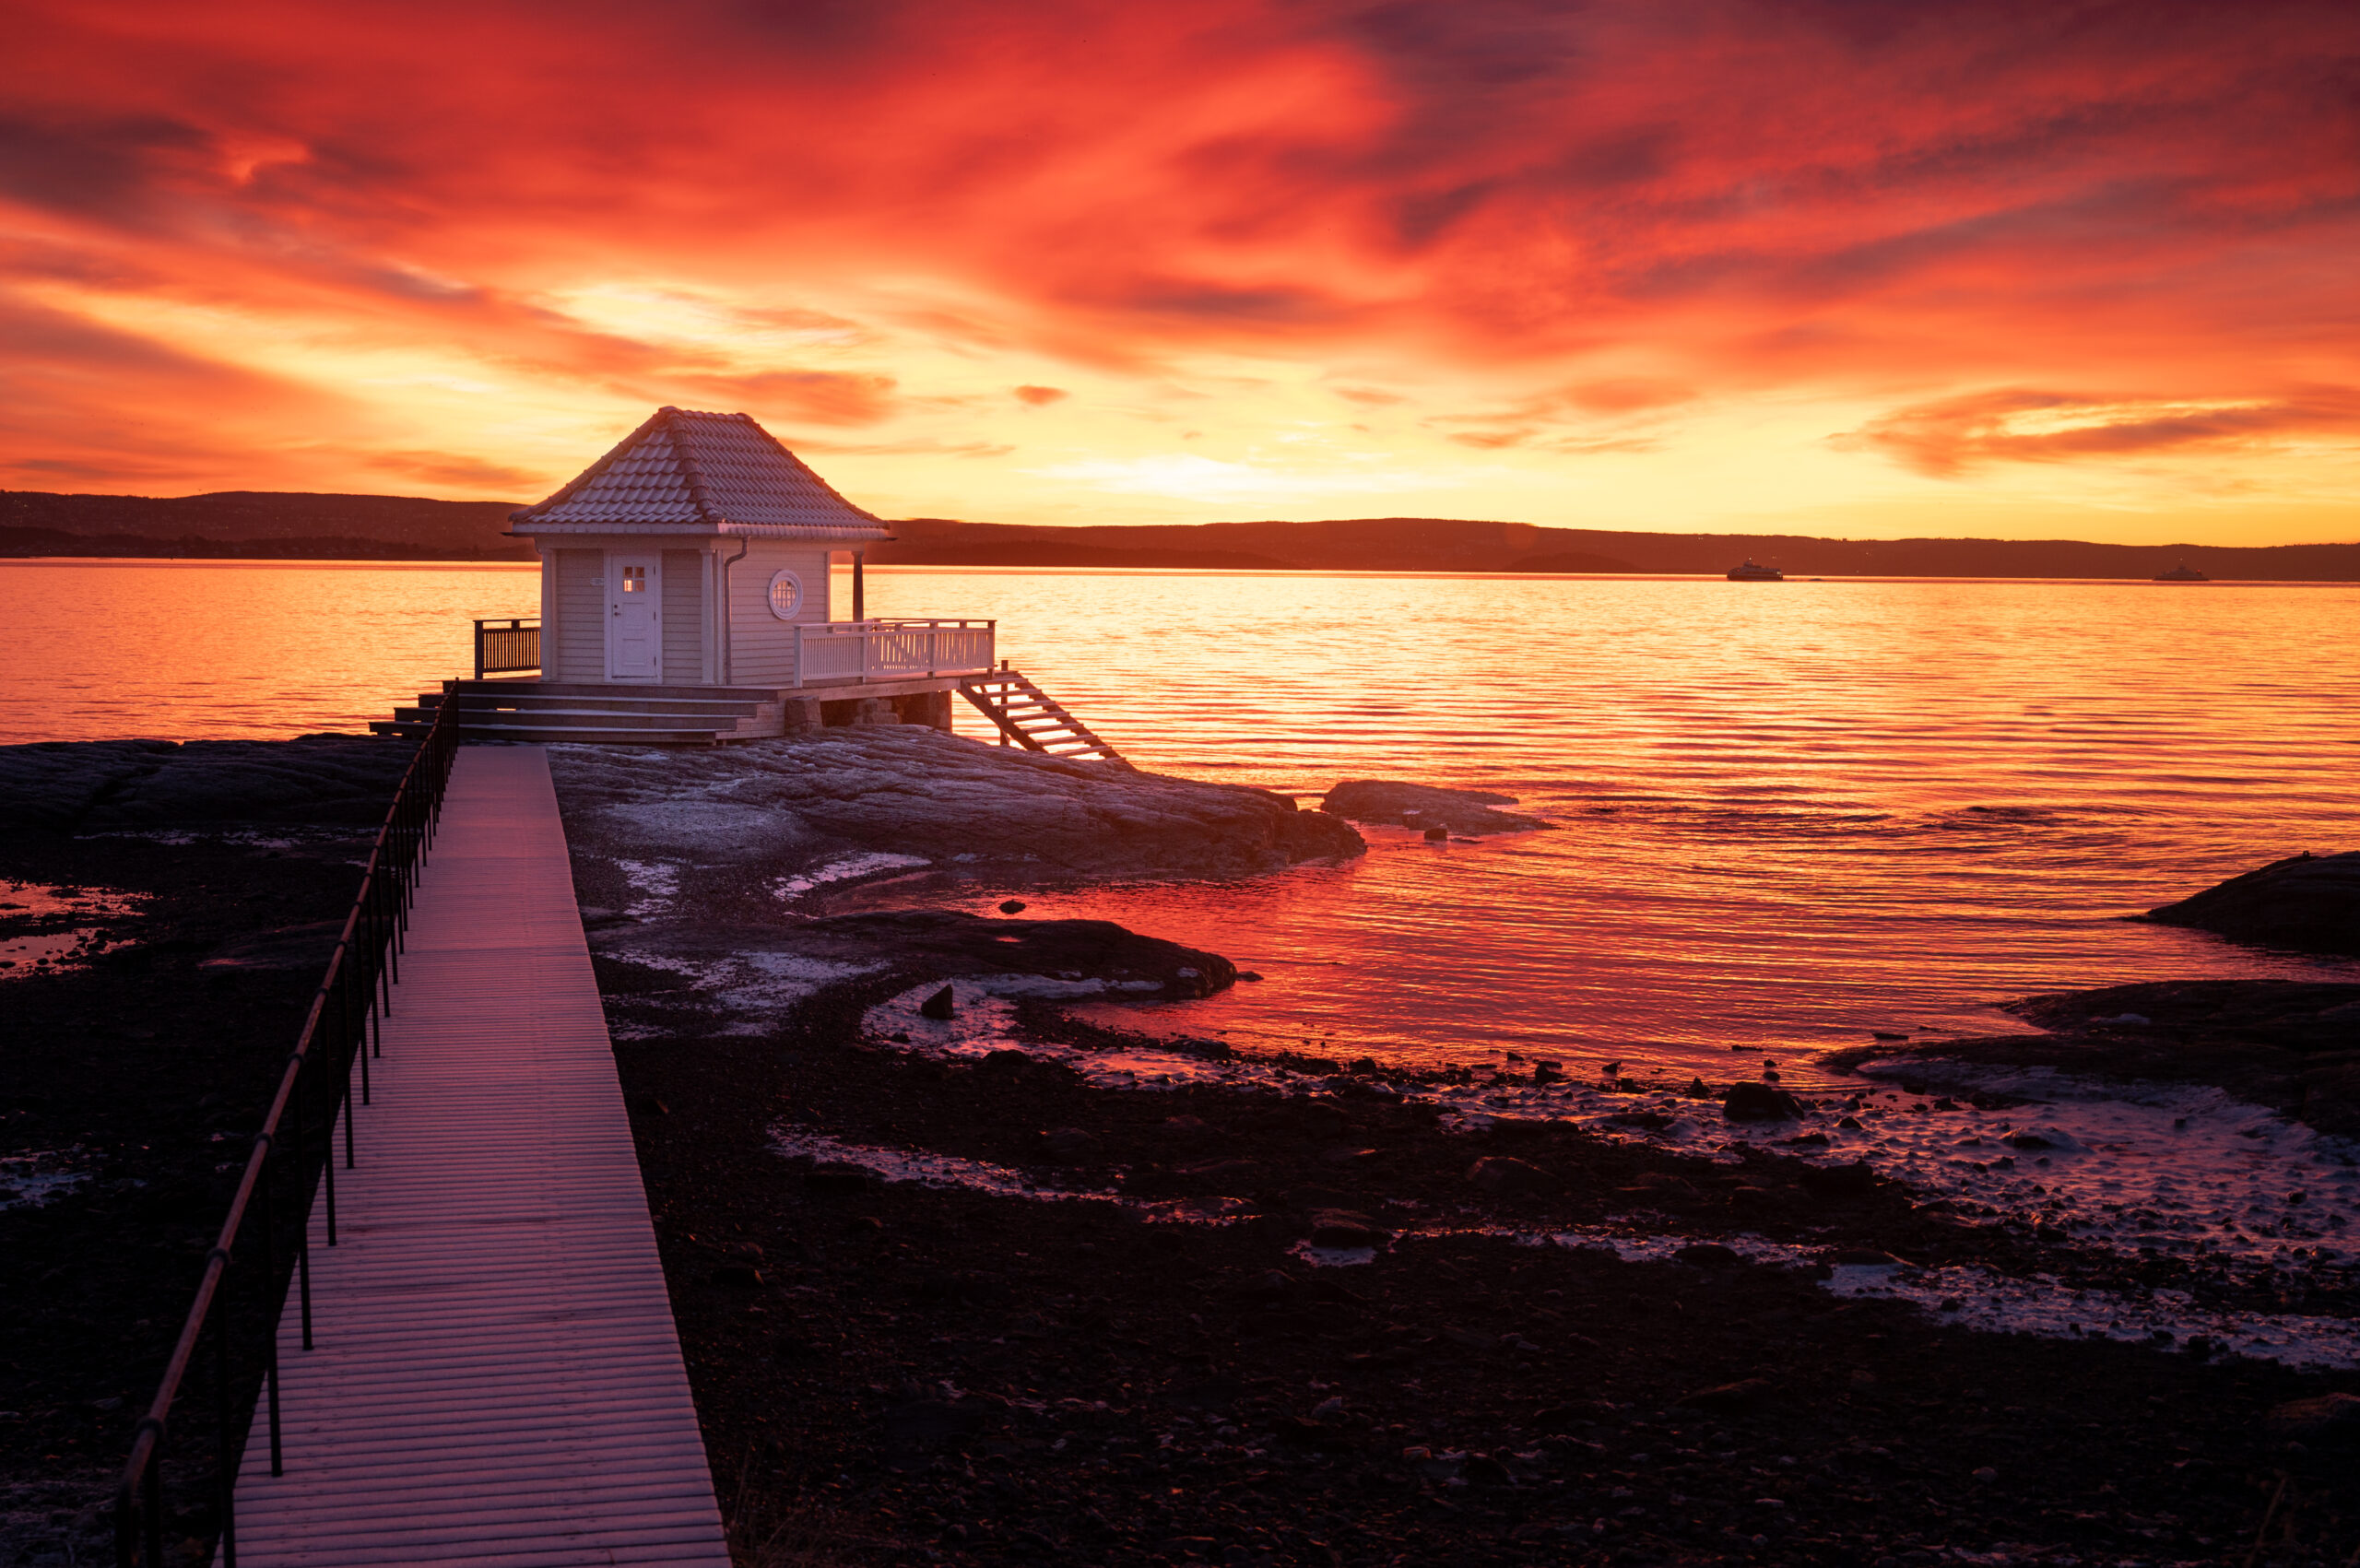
[230,746,731,1566]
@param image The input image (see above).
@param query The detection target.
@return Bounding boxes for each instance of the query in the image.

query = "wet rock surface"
[1317,780,1554,836]
[549,727,1363,887]
[779,911,1234,998]
[624,973,2360,1568]
[0,735,419,831]
[2141,850,2360,956]
[1825,979,2360,1136]
[0,745,403,1563]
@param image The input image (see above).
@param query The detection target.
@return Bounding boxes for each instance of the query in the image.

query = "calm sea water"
[7,559,2354,1082]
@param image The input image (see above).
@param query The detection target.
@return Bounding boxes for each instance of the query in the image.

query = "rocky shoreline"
[0,735,421,1565]
[4,731,2357,1566]
[548,746,2360,1567]
[614,968,2358,1568]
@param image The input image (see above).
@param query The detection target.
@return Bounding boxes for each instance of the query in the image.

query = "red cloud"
[1,0,2356,495]
[1012,384,1068,406]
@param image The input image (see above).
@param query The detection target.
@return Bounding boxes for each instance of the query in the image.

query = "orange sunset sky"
[3,0,2356,545]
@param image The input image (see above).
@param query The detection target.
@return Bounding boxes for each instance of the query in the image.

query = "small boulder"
[1038,1127,1102,1162]
[1723,1081,1804,1122]
[1177,1157,1262,1183]
[1308,1208,1385,1247]
[1678,1377,1774,1411]
[919,984,956,1020]
[2264,1393,2360,1441]
[1466,1155,1560,1195]
[1798,1160,1879,1197]
[1320,779,1554,836]
[804,1164,869,1196]
[997,899,1028,914]
[1461,1453,1514,1486]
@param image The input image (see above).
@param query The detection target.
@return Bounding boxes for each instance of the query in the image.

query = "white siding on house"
[726,543,832,686]
[661,549,706,684]
[552,548,604,681]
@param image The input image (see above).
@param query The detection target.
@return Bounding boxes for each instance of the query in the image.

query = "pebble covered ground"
[606,954,2360,1568]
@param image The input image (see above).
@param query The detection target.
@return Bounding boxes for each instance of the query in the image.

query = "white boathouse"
[374,407,1128,760]
[510,405,923,690]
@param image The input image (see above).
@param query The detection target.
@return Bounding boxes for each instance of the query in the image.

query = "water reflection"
[7,560,2354,1078]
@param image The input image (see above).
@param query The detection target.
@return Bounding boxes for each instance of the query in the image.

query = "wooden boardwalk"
[231,746,731,1566]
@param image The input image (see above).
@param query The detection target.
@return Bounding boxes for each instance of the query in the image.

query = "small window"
[621,565,647,593]
[767,569,804,620]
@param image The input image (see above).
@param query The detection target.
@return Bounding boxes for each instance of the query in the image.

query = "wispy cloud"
[1834,388,2360,477]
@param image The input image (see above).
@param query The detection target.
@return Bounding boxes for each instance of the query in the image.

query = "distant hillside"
[876,515,2360,580]
[4,489,2354,578]
[0,489,533,560]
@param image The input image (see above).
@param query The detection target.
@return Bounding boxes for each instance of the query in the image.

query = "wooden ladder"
[958,667,1134,768]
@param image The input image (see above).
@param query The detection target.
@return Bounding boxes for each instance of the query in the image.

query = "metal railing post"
[291,1070,313,1350]
[257,1133,283,1479]
[110,701,455,1563]
[141,1438,162,1568]
[214,1272,236,1568]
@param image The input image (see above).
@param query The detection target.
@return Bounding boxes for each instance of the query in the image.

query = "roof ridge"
[509,407,890,538]
[660,406,726,526]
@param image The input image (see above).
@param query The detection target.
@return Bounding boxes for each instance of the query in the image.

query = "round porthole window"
[766,569,804,620]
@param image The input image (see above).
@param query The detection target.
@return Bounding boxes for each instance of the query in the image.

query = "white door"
[607,553,660,680]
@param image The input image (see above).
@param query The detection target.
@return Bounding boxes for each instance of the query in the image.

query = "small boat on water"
[1726,560,1784,581]
[2153,560,2210,582]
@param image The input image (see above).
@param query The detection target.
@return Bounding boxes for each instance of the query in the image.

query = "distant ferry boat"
[1726,560,1784,581]
[2153,561,2210,582]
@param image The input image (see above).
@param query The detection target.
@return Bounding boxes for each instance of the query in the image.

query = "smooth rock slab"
[1319,779,1552,835]
[2140,850,2360,956]
[551,726,1363,881]
[0,736,419,831]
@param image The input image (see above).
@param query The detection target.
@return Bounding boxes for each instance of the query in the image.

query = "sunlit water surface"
[6,559,2354,1082]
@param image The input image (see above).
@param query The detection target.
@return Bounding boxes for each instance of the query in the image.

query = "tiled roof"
[509,408,891,539]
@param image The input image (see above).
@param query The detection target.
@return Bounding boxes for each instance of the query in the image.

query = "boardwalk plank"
[231,746,732,1568]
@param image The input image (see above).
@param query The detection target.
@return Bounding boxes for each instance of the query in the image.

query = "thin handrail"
[112,701,461,1567]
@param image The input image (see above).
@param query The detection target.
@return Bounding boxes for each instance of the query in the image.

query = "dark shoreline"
[0,825,393,1562]
[616,969,2359,1567]
[6,732,2359,1566]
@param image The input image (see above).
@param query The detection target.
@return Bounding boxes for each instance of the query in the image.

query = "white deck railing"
[791,619,997,687]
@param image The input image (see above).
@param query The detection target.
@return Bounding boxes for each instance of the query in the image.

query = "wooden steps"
[957,668,1133,767]
[371,680,782,746]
